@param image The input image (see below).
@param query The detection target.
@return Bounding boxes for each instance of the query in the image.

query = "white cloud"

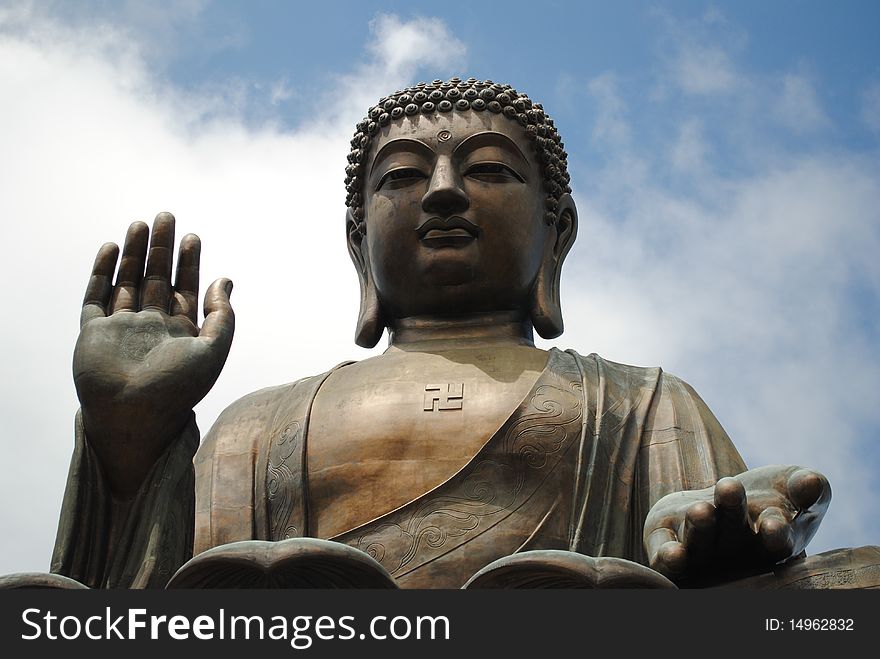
[774,74,829,132]
[651,9,747,97]
[0,8,463,574]
[674,43,741,95]
[588,73,632,148]
[315,14,466,132]
[269,76,294,105]
[671,117,709,173]
[367,14,464,80]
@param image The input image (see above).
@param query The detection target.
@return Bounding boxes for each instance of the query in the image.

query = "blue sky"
[0,0,878,575]
[55,1,880,147]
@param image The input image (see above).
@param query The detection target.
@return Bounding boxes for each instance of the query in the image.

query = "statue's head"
[344,77,577,348]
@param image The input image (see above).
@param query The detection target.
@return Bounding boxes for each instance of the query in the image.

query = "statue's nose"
[422,158,469,215]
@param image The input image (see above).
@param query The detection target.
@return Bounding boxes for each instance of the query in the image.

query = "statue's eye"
[377,167,426,189]
[465,162,524,182]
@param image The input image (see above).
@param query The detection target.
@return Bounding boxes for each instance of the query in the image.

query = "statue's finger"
[714,477,749,555]
[140,212,175,312]
[645,527,680,571]
[199,278,234,350]
[786,469,828,512]
[714,477,748,526]
[80,242,119,328]
[653,539,688,578]
[171,233,201,325]
[756,506,794,561]
[109,221,148,313]
[682,501,716,561]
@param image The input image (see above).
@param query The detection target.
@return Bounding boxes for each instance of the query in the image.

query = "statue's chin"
[422,260,475,286]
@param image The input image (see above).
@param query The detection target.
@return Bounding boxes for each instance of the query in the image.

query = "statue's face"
[362,111,548,320]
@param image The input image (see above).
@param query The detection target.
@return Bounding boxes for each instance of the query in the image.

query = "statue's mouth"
[416,216,480,247]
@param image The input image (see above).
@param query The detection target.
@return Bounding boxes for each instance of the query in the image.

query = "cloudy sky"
[1,0,878,576]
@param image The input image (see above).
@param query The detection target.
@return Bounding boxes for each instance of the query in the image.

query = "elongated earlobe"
[345,210,385,348]
[530,194,577,339]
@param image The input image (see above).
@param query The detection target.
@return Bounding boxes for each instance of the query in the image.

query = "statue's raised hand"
[643,465,830,583]
[73,213,234,498]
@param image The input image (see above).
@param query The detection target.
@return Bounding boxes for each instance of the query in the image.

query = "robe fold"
[51,411,198,588]
[53,349,746,588]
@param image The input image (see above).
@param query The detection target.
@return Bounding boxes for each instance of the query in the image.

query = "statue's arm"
[52,214,235,588]
[193,384,289,555]
[638,372,748,509]
[640,373,830,582]
[51,410,199,588]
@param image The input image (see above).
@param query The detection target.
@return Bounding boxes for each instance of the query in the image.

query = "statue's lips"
[417,217,479,248]
[421,227,476,247]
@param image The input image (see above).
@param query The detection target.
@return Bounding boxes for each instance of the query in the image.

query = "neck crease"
[387,312,535,351]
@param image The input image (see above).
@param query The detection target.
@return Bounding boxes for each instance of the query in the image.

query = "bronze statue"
[13,78,875,589]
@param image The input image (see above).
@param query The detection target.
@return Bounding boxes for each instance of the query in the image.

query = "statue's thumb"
[204,278,233,309]
[202,279,236,346]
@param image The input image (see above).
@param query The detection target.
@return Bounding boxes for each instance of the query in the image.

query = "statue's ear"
[530,193,578,339]
[346,209,385,348]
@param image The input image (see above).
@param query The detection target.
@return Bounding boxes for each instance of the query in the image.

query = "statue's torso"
[306,345,548,538]
[192,348,747,585]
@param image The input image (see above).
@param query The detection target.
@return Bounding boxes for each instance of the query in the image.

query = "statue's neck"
[387,311,535,352]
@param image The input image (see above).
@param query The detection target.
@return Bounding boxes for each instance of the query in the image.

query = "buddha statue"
[22,77,875,590]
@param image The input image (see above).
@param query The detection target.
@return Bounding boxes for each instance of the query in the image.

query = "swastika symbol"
[423,383,464,411]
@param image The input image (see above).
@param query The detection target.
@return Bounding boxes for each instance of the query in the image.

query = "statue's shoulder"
[561,349,666,382]
[197,367,342,458]
[561,349,741,459]
[210,381,298,428]
[562,349,709,408]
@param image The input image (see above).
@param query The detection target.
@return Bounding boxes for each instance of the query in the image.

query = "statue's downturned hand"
[643,465,830,583]
[73,212,235,498]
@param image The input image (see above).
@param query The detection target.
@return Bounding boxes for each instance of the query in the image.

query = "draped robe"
[52,349,746,588]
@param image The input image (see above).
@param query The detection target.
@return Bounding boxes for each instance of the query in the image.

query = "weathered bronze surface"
[166,539,398,589]
[9,78,874,589]
[0,573,89,590]
[462,551,677,589]
[719,546,880,589]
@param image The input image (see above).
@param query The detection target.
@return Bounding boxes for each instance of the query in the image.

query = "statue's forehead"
[367,111,530,159]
